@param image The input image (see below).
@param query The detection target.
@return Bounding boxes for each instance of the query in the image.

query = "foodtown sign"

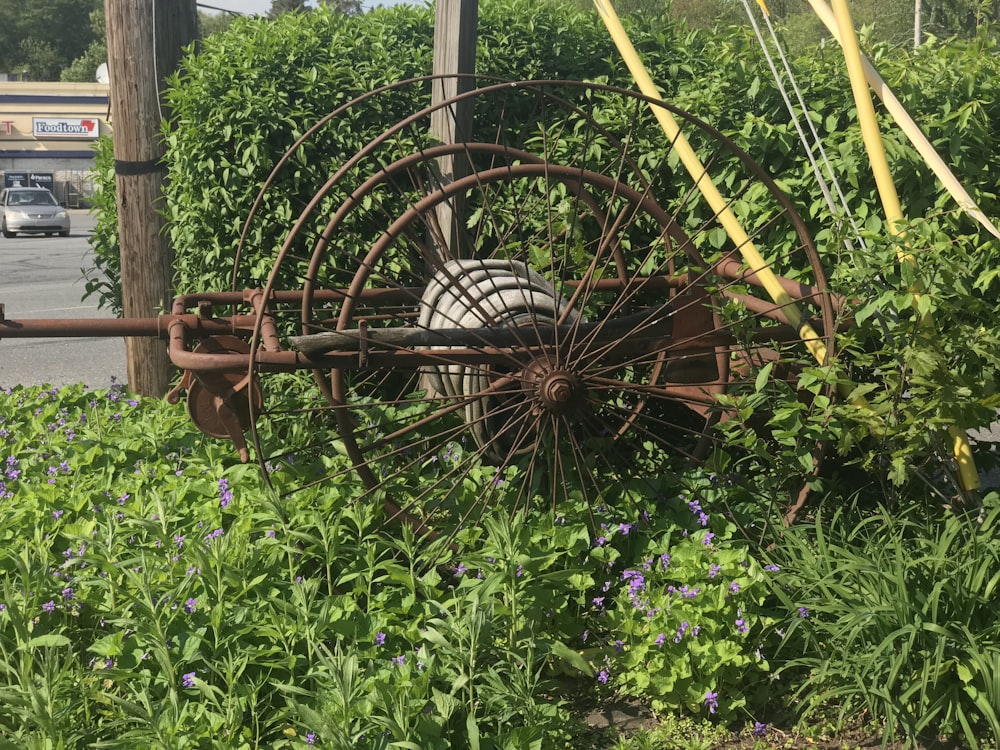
[32,117,99,139]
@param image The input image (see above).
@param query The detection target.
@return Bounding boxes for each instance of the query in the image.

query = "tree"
[924,0,1000,39]
[268,0,309,18]
[199,10,236,36]
[0,0,102,80]
[61,7,106,83]
[317,0,363,17]
[268,0,363,18]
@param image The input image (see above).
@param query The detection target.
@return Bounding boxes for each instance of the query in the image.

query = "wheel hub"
[527,365,586,415]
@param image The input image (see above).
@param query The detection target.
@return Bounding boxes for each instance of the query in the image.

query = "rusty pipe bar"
[0,313,257,339]
[245,290,284,353]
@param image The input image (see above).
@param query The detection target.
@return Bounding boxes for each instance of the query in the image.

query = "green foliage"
[73,9,1000,743]
[0,0,102,81]
[83,135,123,315]
[87,0,681,305]
[160,4,434,297]
[197,11,237,38]
[59,6,105,83]
[0,382,775,747]
[269,0,311,18]
[764,496,1000,749]
[583,484,776,721]
[830,217,1000,485]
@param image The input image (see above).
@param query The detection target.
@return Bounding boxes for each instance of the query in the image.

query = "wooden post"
[430,0,478,259]
[104,0,197,396]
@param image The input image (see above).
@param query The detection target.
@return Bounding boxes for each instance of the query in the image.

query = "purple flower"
[52,509,64,520]
[305,732,316,745]
[218,478,232,509]
[374,632,386,647]
[735,617,748,634]
[594,536,607,547]
[798,606,810,619]
[659,553,671,569]
[61,587,75,601]
[453,563,467,578]
[753,722,767,737]
[728,581,741,595]
[596,669,610,684]
[184,598,197,614]
[392,654,405,666]
[42,600,55,614]
[702,532,715,547]
[674,621,689,643]
[764,564,780,572]
[704,690,719,714]
[654,632,666,647]
[619,523,633,535]
[709,564,722,579]
[182,672,196,688]
[621,569,646,599]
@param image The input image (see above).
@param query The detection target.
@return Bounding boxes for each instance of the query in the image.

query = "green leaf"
[547,640,591,675]
[24,633,71,649]
[754,362,774,394]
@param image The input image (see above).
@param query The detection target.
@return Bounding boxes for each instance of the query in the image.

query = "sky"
[197,1,279,15]
[197,0,409,16]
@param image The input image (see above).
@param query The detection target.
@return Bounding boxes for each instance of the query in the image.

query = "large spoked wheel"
[240,78,835,533]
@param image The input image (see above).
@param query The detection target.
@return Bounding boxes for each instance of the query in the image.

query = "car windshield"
[8,190,57,207]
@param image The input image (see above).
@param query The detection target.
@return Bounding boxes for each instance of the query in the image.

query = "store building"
[0,82,110,207]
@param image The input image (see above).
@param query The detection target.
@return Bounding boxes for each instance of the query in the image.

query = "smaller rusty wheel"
[239,79,835,533]
[177,336,262,463]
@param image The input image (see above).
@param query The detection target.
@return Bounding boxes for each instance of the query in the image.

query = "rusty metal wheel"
[239,78,835,532]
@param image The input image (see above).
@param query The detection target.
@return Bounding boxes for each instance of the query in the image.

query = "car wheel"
[59,231,69,237]
[1,220,14,239]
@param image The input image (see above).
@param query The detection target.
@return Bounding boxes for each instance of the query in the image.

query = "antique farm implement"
[0,75,840,523]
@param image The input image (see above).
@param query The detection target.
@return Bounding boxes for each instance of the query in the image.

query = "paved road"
[0,210,127,389]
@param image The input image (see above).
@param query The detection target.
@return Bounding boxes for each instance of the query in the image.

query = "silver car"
[1,187,71,238]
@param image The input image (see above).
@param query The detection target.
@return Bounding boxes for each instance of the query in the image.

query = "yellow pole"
[591,0,829,366]
[805,0,1000,242]
[831,0,979,490]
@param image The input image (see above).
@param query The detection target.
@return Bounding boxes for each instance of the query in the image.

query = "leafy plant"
[0,381,780,747]
[765,495,1000,749]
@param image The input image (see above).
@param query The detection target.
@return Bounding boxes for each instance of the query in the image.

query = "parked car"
[0,186,71,238]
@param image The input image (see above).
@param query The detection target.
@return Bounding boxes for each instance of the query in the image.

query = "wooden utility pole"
[430,0,478,259]
[104,0,198,396]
